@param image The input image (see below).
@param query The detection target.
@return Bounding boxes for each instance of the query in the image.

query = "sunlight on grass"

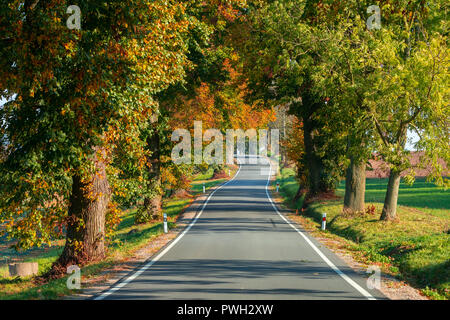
[0,165,236,299]
[277,167,450,300]
[0,196,191,299]
[192,167,214,181]
[336,178,449,218]
[274,168,304,210]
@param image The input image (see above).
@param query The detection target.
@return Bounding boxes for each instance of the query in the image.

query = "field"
[275,168,450,300]
[347,178,449,219]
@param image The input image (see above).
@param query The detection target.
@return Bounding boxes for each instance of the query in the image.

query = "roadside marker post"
[276,182,279,193]
[321,213,327,231]
[163,213,168,233]
[203,183,205,193]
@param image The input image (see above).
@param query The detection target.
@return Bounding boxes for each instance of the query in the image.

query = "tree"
[310,0,448,219]
[283,117,307,202]
[235,0,344,201]
[135,0,273,223]
[134,0,234,223]
[242,0,448,220]
[0,0,192,269]
[362,0,449,220]
[310,2,377,213]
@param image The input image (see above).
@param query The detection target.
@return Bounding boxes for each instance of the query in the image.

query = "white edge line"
[96,159,375,300]
[265,161,376,300]
[94,165,242,300]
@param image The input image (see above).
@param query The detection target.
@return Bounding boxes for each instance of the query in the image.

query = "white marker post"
[203,183,205,193]
[163,213,168,233]
[321,213,327,231]
[276,182,279,193]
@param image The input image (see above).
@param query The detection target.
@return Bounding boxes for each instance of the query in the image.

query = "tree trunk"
[291,163,305,205]
[143,193,162,221]
[343,158,366,213]
[137,129,162,223]
[56,157,111,269]
[293,184,305,203]
[303,116,325,195]
[380,169,401,221]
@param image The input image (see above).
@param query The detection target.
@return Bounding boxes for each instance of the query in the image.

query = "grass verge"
[0,166,237,299]
[274,167,449,300]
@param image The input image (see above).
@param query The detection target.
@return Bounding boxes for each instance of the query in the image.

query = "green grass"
[0,197,191,300]
[107,198,190,255]
[276,167,450,300]
[0,246,64,279]
[336,178,450,218]
[190,165,237,195]
[0,168,234,299]
[192,167,214,181]
[274,168,305,210]
[191,178,228,195]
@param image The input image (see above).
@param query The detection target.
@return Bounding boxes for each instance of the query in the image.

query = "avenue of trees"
[0,0,273,273]
[235,0,448,219]
[0,0,448,275]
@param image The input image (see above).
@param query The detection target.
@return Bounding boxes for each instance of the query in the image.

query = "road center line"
[264,162,376,300]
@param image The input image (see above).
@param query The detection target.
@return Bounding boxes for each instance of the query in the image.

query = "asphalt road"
[95,160,385,300]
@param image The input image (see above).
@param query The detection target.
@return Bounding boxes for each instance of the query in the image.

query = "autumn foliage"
[0,0,276,271]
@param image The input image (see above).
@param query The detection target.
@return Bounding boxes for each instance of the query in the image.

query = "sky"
[405,130,419,151]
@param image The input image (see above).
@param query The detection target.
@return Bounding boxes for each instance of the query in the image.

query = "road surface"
[95,160,385,300]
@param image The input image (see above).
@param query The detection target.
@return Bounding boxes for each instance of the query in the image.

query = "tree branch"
[373,115,389,146]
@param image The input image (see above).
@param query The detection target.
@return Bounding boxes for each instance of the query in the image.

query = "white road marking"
[94,165,242,300]
[95,160,375,300]
[264,162,376,300]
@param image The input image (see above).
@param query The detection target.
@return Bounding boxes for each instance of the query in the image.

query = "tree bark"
[293,165,306,204]
[140,129,162,222]
[380,169,401,221]
[303,116,325,195]
[56,156,111,269]
[343,158,366,213]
